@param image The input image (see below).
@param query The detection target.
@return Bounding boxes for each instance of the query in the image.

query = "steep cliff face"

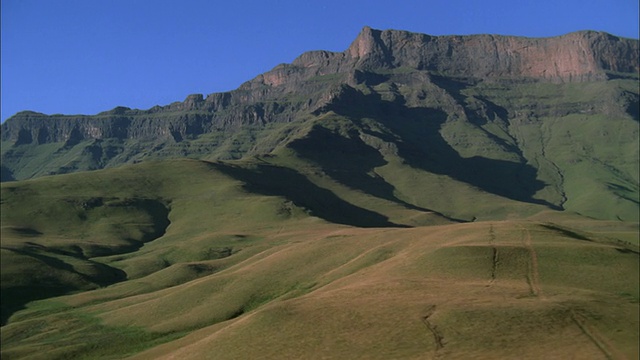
[345,27,639,81]
[2,28,637,145]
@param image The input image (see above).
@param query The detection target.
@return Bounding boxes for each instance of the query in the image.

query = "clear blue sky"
[2,0,638,122]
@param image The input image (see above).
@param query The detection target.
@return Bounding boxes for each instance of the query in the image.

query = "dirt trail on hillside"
[520,226,545,299]
[488,224,498,287]
[570,310,628,360]
[518,225,628,359]
[421,305,445,358]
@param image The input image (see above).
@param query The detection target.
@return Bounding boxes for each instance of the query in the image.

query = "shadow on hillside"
[213,162,409,228]
[1,199,171,326]
[1,165,16,182]
[308,84,556,209]
[1,285,75,326]
[286,125,464,222]
[0,248,127,326]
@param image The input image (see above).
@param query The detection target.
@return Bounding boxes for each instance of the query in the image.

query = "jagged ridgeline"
[1,27,639,221]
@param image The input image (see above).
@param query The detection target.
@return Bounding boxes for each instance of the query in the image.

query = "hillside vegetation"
[1,157,638,359]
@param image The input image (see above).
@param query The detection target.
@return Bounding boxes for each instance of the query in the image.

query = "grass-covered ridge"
[1,157,638,359]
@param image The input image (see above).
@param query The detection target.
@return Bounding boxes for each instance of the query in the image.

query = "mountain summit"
[346,27,638,80]
[1,27,638,221]
[2,27,637,148]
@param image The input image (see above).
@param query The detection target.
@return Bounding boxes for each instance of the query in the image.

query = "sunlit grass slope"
[0,159,314,324]
[2,220,638,359]
[1,158,638,359]
[1,157,452,324]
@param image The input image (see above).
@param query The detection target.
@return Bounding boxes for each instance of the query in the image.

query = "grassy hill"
[1,156,638,359]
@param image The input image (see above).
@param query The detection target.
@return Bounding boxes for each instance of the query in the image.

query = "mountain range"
[2,27,639,220]
[1,27,638,359]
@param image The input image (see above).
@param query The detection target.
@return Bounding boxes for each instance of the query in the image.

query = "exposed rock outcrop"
[346,27,639,81]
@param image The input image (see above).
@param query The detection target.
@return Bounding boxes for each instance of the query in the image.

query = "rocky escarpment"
[1,27,638,180]
[3,27,638,143]
[345,27,639,81]
[257,27,639,88]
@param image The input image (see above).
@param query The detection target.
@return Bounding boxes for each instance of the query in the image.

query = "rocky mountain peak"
[344,27,639,81]
[346,26,382,59]
[1,27,638,182]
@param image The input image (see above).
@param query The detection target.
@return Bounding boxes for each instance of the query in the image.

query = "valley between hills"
[1,27,638,359]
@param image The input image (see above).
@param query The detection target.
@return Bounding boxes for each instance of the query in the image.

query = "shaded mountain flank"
[0,194,171,325]
[1,27,639,221]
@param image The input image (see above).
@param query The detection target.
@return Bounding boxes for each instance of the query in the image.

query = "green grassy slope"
[2,76,638,223]
[2,217,637,359]
[0,159,299,320]
[1,157,442,325]
[1,158,638,359]
[457,79,640,221]
[129,222,637,360]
